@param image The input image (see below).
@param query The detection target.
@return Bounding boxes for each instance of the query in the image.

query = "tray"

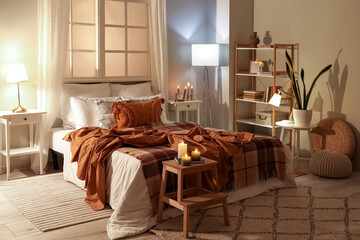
[175,156,205,164]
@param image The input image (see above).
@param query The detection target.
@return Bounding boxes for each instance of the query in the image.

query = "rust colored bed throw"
[63,125,253,210]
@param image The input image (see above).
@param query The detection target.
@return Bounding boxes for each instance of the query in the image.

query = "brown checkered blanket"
[64,122,288,211]
[116,123,288,213]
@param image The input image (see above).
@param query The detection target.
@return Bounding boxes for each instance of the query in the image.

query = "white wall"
[254,0,360,168]
[0,0,38,171]
[166,0,253,130]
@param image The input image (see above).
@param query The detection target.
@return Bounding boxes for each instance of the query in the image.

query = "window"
[65,0,150,82]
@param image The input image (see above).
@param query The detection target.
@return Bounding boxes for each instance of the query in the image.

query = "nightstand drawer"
[171,102,197,111]
[9,114,41,124]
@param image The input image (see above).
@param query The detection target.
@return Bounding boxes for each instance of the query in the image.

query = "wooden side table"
[157,158,230,238]
[168,100,202,124]
[276,121,317,162]
[0,110,46,180]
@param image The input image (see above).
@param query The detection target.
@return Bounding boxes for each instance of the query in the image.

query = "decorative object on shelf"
[181,154,191,166]
[6,63,29,113]
[310,150,352,178]
[248,32,260,48]
[263,30,272,45]
[177,141,187,158]
[285,50,332,126]
[191,148,201,161]
[175,85,184,101]
[192,44,219,127]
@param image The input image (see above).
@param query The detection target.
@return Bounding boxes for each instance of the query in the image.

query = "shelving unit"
[234,44,295,137]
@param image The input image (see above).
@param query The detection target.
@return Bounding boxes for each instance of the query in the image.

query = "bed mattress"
[50,127,295,239]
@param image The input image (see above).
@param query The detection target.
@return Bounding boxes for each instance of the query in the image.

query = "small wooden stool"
[157,158,230,238]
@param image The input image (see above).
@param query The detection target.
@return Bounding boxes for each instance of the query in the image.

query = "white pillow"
[61,83,111,129]
[110,82,152,98]
[70,96,123,129]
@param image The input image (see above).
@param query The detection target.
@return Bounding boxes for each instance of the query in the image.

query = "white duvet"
[50,128,295,239]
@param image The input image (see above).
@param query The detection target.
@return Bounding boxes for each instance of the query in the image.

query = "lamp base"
[12,105,27,113]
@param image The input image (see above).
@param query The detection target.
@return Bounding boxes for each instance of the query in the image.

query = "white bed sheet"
[50,128,295,239]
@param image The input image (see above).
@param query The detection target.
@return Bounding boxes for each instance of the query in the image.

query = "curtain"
[149,0,168,98]
[31,0,69,173]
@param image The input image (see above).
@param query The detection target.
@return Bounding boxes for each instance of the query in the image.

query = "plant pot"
[293,109,312,126]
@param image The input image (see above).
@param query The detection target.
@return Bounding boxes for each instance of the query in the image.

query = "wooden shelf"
[236,97,290,106]
[0,147,40,157]
[236,118,281,129]
[236,71,287,78]
[234,43,295,137]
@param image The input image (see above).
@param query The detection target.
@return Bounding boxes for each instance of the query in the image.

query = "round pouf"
[310,150,352,178]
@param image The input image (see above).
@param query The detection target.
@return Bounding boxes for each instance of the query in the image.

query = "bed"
[49,82,296,239]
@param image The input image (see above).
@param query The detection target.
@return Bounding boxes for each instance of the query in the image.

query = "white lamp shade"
[192,44,219,66]
[268,93,282,107]
[7,63,29,83]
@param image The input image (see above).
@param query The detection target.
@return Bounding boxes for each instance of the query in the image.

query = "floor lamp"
[191,44,219,127]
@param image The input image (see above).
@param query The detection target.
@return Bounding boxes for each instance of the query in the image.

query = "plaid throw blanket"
[116,123,287,213]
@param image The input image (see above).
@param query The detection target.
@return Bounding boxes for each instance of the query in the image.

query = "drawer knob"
[187,105,190,107]
[24,118,27,121]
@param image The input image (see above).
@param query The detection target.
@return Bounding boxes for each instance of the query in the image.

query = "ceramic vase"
[293,109,312,126]
[249,32,260,48]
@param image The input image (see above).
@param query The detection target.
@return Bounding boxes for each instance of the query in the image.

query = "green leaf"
[295,78,302,109]
[300,69,306,109]
[285,51,293,72]
[304,64,332,108]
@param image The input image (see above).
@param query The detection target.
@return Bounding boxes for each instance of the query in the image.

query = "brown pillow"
[111,98,165,129]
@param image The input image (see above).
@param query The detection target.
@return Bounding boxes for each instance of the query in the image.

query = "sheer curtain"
[149,0,168,97]
[31,0,69,173]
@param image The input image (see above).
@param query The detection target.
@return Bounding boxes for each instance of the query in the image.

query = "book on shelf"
[264,86,282,102]
[243,90,264,96]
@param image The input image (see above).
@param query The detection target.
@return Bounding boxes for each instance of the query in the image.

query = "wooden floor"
[1,158,360,240]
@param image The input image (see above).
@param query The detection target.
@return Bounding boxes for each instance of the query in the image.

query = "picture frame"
[249,60,261,74]
[249,60,271,74]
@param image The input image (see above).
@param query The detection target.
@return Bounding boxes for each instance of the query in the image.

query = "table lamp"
[269,89,295,123]
[7,63,29,113]
[192,44,219,127]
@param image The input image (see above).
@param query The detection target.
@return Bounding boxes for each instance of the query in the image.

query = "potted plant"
[285,51,332,126]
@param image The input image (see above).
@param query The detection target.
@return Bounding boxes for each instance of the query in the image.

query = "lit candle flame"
[195,148,198,153]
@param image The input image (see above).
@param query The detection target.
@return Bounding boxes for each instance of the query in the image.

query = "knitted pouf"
[310,150,352,178]
[311,118,355,158]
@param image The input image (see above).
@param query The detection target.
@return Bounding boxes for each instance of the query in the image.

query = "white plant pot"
[293,109,312,126]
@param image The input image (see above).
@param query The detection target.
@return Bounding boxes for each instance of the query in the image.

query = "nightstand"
[276,121,317,162]
[157,159,230,238]
[168,100,202,124]
[0,110,46,180]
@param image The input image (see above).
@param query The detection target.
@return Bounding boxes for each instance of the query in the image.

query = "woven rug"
[151,186,360,239]
[0,173,112,232]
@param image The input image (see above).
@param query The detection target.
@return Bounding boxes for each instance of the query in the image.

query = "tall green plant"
[285,51,332,110]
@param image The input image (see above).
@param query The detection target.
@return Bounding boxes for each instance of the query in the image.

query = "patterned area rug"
[151,186,360,239]
[0,173,113,232]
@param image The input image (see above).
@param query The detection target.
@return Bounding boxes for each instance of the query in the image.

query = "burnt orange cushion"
[111,98,165,129]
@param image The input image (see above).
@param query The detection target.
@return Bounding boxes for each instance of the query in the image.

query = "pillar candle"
[186,82,190,100]
[181,154,191,166]
[177,85,180,93]
[178,141,187,158]
[191,148,201,161]
[183,87,187,101]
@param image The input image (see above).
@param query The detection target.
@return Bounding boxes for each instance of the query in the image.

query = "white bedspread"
[50,128,295,239]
